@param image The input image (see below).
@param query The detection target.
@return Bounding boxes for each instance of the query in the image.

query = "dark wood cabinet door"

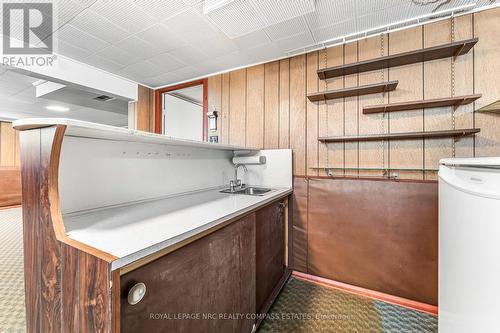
[120,213,256,333]
[255,200,285,313]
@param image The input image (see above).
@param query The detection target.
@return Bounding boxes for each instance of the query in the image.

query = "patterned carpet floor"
[0,207,438,333]
[258,277,438,333]
[0,207,25,333]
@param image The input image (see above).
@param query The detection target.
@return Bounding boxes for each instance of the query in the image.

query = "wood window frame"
[154,78,208,140]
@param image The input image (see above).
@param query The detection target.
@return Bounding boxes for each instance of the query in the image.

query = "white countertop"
[64,186,292,270]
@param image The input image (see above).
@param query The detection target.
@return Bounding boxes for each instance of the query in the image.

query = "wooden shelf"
[317,38,478,80]
[310,167,438,172]
[476,100,500,113]
[363,94,482,114]
[307,81,398,102]
[318,128,480,143]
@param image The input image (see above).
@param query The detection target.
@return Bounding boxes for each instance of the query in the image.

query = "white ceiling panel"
[115,36,163,59]
[204,0,266,38]
[311,19,357,43]
[84,54,125,73]
[90,0,157,34]
[94,46,142,66]
[356,0,403,16]
[195,37,239,58]
[231,29,271,49]
[152,72,183,84]
[70,10,129,44]
[33,0,494,88]
[53,0,91,28]
[305,0,357,30]
[58,24,110,53]
[135,24,188,53]
[163,5,221,43]
[120,60,163,79]
[273,32,315,52]
[168,45,208,64]
[357,4,408,32]
[148,52,186,70]
[167,66,199,79]
[251,0,315,25]
[57,40,92,62]
[265,17,309,41]
[133,0,190,20]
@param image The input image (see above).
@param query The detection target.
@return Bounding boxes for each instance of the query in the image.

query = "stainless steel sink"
[220,186,272,196]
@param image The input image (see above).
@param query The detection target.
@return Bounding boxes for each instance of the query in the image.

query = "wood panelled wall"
[0,121,21,207]
[0,121,20,167]
[129,85,155,132]
[207,9,500,178]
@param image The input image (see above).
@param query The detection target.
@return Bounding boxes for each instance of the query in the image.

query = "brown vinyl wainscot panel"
[0,167,21,208]
[306,178,438,305]
[291,177,308,272]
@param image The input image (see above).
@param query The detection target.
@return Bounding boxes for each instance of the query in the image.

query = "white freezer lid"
[440,157,500,167]
[439,157,500,200]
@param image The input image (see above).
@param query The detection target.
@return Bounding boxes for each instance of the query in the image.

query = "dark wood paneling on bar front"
[19,125,115,332]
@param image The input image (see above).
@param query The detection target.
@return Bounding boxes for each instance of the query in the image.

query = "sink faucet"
[230,163,248,192]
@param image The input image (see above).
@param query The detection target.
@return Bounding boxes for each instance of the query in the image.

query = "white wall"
[163,94,202,141]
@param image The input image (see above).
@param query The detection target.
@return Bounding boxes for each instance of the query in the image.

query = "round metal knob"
[127,282,146,305]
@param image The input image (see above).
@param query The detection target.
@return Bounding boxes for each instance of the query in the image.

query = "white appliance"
[439,157,500,333]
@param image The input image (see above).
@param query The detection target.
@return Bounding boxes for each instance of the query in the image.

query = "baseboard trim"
[0,204,21,211]
[292,271,438,316]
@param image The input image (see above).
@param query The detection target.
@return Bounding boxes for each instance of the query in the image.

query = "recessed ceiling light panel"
[46,105,70,112]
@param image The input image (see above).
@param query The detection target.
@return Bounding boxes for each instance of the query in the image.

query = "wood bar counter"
[15,119,292,333]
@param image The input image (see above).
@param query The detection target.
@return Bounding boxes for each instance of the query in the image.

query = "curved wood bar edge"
[18,124,117,333]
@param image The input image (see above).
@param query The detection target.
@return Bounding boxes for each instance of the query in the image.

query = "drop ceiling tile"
[251,0,315,25]
[243,42,283,63]
[53,0,88,28]
[163,5,221,43]
[153,73,183,86]
[135,24,188,53]
[167,65,199,79]
[232,30,271,49]
[357,5,407,32]
[265,17,309,41]
[94,46,142,66]
[133,0,199,20]
[203,0,265,38]
[168,45,207,64]
[91,0,157,34]
[356,0,402,16]
[148,52,186,70]
[141,77,164,87]
[305,0,356,30]
[57,40,92,61]
[114,36,163,60]
[70,9,129,44]
[273,32,314,52]
[406,0,472,18]
[58,24,110,53]
[195,36,238,58]
[312,19,357,43]
[120,60,163,79]
[84,54,126,73]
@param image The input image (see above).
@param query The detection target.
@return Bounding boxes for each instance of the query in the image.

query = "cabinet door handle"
[128,282,147,305]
